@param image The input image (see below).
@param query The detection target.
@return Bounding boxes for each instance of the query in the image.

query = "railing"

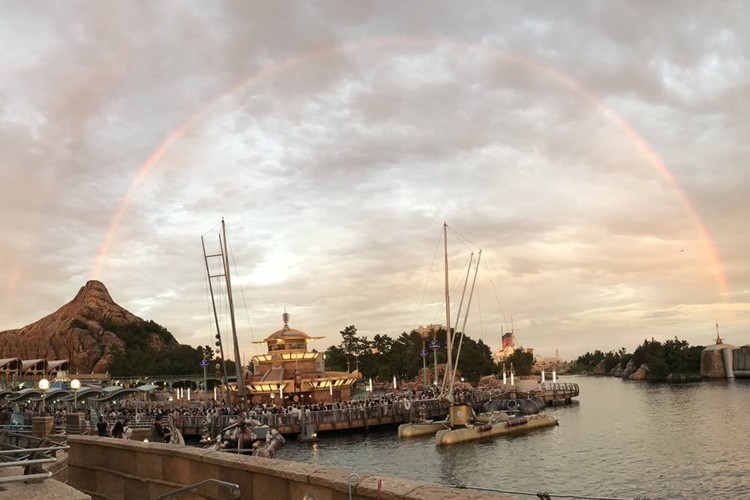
[16,383,579,438]
[0,430,69,484]
[155,479,241,499]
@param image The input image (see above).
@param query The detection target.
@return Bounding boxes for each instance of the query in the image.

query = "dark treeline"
[106,320,536,382]
[105,319,707,384]
[570,337,704,381]
[322,325,533,384]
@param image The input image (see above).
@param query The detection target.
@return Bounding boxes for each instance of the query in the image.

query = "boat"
[397,406,453,438]
[435,412,558,446]
[399,222,480,439]
[208,415,286,457]
[400,223,561,446]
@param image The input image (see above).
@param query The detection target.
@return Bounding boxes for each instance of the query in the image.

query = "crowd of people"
[1,383,481,439]
[95,414,133,439]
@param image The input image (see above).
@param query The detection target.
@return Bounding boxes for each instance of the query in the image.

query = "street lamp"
[200,358,209,396]
[71,379,81,409]
[38,378,50,416]
[429,339,440,386]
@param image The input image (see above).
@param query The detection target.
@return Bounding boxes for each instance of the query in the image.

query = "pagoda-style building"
[247,311,358,405]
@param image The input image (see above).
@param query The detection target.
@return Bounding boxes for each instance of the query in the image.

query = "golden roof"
[253,311,324,344]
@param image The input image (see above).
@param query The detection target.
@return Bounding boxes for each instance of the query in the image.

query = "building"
[493,331,517,362]
[247,312,359,404]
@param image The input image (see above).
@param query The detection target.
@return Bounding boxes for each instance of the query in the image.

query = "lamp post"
[200,357,209,397]
[71,378,81,410]
[419,330,430,388]
[38,378,50,416]
[429,339,440,386]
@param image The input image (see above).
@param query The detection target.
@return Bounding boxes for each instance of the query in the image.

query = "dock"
[168,383,579,439]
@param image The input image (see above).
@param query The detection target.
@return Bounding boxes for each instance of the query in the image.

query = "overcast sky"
[2,1,748,363]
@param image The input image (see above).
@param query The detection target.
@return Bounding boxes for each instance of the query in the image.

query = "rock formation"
[0,280,179,373]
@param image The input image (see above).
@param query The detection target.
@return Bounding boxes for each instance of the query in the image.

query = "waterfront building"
[247,311,359,405]
[0,358,72,389]
[700,329,750,378]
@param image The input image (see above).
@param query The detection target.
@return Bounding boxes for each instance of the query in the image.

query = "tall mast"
[221,219,248,414]
[443,221,453,399]
[201,235,230,400]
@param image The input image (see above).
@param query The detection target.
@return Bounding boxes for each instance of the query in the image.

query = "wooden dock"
[167,382,579,439]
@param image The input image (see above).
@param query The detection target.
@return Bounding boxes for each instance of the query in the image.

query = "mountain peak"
[0,281,178,373]
[73,280,114,303]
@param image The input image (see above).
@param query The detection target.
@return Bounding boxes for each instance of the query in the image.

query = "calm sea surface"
[273,376,750,499]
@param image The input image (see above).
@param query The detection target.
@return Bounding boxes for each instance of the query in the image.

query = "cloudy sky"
[2,1,748,363]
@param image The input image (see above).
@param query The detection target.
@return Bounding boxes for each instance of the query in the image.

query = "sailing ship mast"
[443,221,453,399]
[221,220,248,414]
[441,222,482,428]
[201,231,231,399]
[202,219,248,414]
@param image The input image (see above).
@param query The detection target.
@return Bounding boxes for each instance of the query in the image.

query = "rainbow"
[92,38,731,306]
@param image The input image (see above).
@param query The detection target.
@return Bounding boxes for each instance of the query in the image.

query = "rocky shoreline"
[590,358,702,382]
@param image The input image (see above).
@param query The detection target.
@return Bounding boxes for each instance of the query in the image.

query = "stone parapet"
[67,436,510,500]
[31,416,54,438]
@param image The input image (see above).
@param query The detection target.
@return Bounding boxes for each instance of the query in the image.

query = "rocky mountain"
[0,280,179,373]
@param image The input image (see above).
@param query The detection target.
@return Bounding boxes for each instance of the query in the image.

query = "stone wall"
[733,346,750,375]
[67,436,509,500]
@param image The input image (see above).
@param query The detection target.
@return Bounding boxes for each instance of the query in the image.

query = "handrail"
[0,471,52,483]
[64,385,580,436]
[0,430,69,484]
[155,478,241,499]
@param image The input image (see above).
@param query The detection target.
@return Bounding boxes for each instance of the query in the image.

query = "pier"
[166,383,579,438]
[0,382,579,441]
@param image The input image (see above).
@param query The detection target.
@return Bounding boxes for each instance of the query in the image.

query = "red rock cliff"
[0,280,178,373]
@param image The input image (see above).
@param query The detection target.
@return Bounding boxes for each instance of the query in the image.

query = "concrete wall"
[732,346,750,377]
[67,436,509,500]
[702,346,750,379]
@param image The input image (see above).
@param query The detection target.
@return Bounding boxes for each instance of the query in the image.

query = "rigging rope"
[450,483,650,500]
[411,227,444,332]
[225,234,258,354]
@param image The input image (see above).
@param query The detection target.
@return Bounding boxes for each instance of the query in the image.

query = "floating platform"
[435,414,558,446]
[398,419,451,439]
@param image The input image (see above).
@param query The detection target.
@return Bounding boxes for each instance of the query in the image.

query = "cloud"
[1,1,748,362]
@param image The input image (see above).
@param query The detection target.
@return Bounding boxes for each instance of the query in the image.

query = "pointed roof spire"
[715,320,723,345]
[282,308,290,331]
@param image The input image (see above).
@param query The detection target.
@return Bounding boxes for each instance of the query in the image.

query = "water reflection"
[274,376,750,499]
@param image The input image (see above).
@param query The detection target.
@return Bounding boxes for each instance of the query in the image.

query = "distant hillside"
[0,280,179,373]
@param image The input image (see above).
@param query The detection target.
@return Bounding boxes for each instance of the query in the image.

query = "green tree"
[323,345,349,372]
[455,337,496,383]
[505,348,534,376]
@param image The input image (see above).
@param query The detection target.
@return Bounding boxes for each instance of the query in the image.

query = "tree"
[505,348,534,376]
[323,345,349,372]
[340,325,364,371]
[454,337,496,383]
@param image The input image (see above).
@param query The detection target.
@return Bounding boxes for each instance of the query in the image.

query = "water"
[273,376,750,499]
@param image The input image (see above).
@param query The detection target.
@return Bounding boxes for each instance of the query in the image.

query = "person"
[151,414,172,443]
[122,419,133,440]
[96,416,108,437]
[111,420,124,438]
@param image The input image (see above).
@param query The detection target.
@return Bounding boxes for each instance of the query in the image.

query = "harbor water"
[273,375,750,499]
